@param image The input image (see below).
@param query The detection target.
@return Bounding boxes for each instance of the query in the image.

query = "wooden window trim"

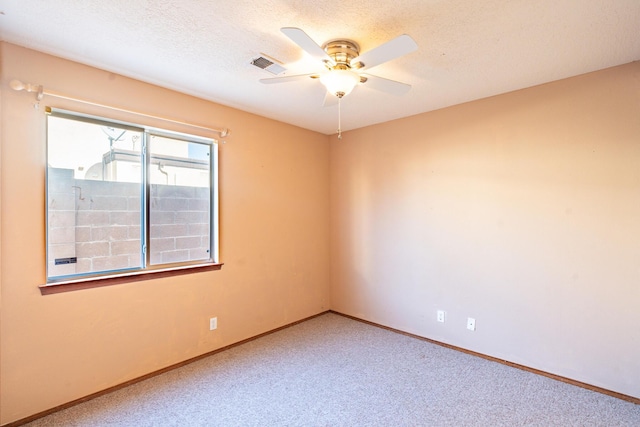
[39,263,223,295]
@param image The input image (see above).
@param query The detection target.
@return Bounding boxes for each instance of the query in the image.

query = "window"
[46,109,218,283]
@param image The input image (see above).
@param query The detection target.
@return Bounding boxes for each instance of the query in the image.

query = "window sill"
[39,263,223,295]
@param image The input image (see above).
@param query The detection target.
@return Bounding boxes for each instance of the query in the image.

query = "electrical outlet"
[467,317,476,331]
[437,310,446,323]
[209,317,218,331]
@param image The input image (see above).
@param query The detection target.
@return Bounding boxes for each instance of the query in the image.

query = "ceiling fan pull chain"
[337,96,342,140]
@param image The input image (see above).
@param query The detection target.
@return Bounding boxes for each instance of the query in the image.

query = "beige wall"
[330,61,640,399]
[0,43,330,424]
[2,40,639,424]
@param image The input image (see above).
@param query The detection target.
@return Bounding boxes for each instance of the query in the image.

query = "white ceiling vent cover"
[251,55,286,75]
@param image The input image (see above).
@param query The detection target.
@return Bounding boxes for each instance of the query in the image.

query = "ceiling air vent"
[251,55,286,75]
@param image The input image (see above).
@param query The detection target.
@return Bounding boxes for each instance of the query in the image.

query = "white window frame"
[45,108,219,284]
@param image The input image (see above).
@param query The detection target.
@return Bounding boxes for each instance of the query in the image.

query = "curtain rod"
[9,79,230,138]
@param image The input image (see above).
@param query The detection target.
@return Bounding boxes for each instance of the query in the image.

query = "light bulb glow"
[320,69,360,98]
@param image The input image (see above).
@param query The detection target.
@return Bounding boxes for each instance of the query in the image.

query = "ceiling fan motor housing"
[322,39,362,68]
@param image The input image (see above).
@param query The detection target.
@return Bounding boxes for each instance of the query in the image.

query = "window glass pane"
[47,115,143,279]
[148,134,211,265]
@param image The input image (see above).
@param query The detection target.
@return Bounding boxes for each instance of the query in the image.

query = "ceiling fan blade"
[351,34,418,71]
[362,74,412,96]
[281,27,334,65]
[260,73,318,84]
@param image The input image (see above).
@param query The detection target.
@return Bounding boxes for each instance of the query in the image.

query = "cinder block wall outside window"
[150,184,210,264]
[47,167,209,278]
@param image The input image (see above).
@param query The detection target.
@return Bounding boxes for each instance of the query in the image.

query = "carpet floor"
[23,312,640,426]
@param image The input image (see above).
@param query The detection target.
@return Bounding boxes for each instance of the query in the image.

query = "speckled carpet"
[24,312,640,426]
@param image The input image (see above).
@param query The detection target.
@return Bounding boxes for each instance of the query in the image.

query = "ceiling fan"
[261,27,418,100]
[260,27,418,138]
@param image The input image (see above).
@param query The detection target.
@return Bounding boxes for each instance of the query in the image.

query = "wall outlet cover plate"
[467,317,476,331]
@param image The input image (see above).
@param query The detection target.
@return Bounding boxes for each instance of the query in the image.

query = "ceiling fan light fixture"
[320,69,360,98]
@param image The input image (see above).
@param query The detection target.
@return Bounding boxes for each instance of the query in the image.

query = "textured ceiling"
[1,1,639,135]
